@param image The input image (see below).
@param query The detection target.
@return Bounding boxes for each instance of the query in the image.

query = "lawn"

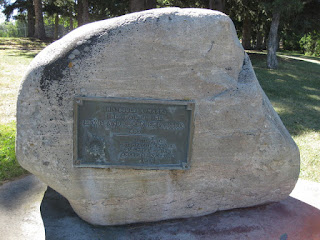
[0,37,319,184]
[0,122,28,182]
[249,52,320,182]
[0,37,50,184]
[0,37,48,124]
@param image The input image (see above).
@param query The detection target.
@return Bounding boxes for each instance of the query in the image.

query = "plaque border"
[73,97,195,170]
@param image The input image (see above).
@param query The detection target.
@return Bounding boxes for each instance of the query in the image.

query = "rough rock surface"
[16,8,300,225]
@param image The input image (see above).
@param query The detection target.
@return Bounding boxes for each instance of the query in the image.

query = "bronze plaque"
[73,97,195,169]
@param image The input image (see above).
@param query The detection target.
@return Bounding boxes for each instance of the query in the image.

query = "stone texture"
[0,175,47,240]
[16,8,300,225]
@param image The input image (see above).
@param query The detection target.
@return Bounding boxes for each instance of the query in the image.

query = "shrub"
[299,32,320,57]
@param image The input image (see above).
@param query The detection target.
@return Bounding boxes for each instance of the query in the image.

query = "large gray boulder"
[16,8,300,225]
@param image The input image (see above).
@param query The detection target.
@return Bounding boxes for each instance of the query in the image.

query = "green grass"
[278,50,320,62]
[0,38,50,125]
[249,52,320,182]
[0,122,28,184]
[0,37,50,50]
[0,37,50,185]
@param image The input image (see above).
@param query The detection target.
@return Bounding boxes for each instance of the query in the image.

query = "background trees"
[33,0,45,39]
[130,0,156,12]
[264,0,303,69]
[1,0,320,68]
[2,0,35,37]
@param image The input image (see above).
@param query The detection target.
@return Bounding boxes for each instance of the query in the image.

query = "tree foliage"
[300,31,320,56]
[2,0,35,37]
[0,21,27,37]
[89,0,128,21]
[0,0,319,62]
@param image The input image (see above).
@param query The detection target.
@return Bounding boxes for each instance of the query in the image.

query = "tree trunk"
[256,28,263,50]
[54,14,59,39]
[145,0,156,9]
[77,0,83,26]
[209,0,225,13]
[70,13,74,31]
[262,31,267,49]
[33,0,46,39]
[77,0,89,27]
[242,14,251,50]
[267,9,281,69]
[130,0,145,12]
[130,0,156,13]
[81,0,89,25]
[27,5,35,37]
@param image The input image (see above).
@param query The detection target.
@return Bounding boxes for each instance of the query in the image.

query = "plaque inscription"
[73,97,195,169]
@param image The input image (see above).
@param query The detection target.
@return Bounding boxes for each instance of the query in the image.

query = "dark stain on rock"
[39,34,101,105]
[39,26,132,105]
[40,54,69,93]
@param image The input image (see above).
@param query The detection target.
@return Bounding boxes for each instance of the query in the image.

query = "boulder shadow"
[41,188,320,240]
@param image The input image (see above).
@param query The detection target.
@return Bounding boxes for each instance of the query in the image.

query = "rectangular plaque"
[73,97,195,169]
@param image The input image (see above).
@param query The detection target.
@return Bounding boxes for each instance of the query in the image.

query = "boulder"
[16,8,300,225]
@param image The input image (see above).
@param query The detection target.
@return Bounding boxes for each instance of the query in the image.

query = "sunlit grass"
[0,38,50,124]
[0,49,33,124]
[0,122,28,184]
[278,50,320,62]
[250,51,320,183]
[0,37,50,184]
[295,132,320,182]
[0,37,49,50]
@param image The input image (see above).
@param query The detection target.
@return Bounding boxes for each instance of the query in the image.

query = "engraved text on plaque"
[73,97,195,169]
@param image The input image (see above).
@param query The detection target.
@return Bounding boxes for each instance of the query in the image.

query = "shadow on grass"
[13,50,39,58]
[0,37,51,52]
[249,52,320,136]
[0,37,51,59]
[4,50,39,59]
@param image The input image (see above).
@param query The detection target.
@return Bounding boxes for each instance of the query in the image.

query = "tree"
[265,0,303,69]
[77,0,89,26]
[242,12,252,49]
[130,0,145,12]
[226,0,260,50]
[130,0,157,13]
[44,0,61,39]
[253,7,269,50]
[33,0,46,39]
[88,0,128,21]
[2,0,35,37]
[27,1,35,36]
[44,0,75,38]
[281,0,320,51]
[209,0,225,12]
[156,0,207,9]
[267,8,280,69]
[146,0,157,9]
